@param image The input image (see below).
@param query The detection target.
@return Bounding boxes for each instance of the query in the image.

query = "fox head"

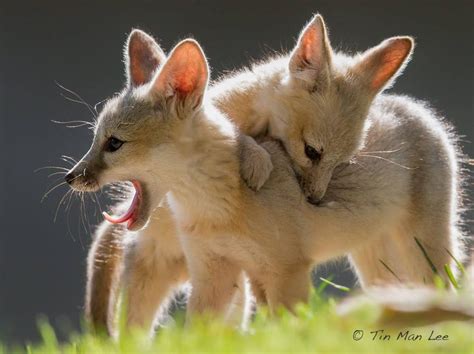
[274,15,414,204]
[65,30,210,231]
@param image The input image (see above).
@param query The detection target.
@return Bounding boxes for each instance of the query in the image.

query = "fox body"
[66,16,464,336]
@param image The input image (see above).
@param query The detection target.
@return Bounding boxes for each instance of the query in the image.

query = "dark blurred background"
[0,0,472,344]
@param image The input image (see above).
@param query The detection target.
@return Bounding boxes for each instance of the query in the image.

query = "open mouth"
[102,180,147,230]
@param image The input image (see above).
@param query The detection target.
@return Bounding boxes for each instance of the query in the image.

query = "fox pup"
[209,15,464,283]
[71,16,464,335]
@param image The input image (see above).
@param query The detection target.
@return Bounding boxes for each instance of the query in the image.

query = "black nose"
[65,172,76,184]
[306,195,322,206]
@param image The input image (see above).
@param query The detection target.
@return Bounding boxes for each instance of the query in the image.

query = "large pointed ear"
[125,29,166,87]
[150,39,208,110]
[289,14,333,88]
[350,36,414,95]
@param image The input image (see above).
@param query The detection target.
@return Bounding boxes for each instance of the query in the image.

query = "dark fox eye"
[104,137,124,152]
[304,144,322,162]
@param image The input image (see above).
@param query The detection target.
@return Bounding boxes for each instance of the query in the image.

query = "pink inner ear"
[371,39,412,90]
[152,40,208,101]
[128,33,163,87]
[174,66,201,96]
[129,43,148,85]
[301,27,317,63]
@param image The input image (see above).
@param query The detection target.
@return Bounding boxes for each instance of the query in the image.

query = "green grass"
[3,246,473,353]
[4,287,473,354]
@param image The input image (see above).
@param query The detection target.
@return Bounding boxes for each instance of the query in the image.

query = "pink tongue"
[103,180,141,227]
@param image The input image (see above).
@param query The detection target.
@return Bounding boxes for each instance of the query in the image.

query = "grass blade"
[414,237,439,275]
[379,259,401,282]
[316,274,333,294]
[444,264,459,289]
[319,277,350,292]
[445,248,466,277]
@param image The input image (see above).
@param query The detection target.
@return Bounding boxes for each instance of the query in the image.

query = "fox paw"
[239,136,274,191]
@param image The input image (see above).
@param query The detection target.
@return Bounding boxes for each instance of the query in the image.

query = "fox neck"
[165,105,244,228]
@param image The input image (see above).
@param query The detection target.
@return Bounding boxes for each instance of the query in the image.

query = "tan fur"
[85,222,125,336]
[122,204,188,334]
[71,16,465,335]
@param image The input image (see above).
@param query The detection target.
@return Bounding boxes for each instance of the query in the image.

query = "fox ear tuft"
[289,14,333,87]
[151,39,209,110]
[125,29,166,87]
[351,36,414,94]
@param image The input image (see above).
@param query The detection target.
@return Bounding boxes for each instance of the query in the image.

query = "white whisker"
[358,154,415,170]
[51,119,94,129]
[54,189,73,223]
[48,171,67,178]
[61,155,78,164]
[34,165,69,173]
[41,181,68,202]
[55,81,97,118]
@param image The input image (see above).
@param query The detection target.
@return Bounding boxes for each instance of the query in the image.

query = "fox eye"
[104,136,124,152]
[304,144,322,162]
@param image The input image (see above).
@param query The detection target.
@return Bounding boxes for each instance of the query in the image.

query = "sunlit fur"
[79,17,466,337]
